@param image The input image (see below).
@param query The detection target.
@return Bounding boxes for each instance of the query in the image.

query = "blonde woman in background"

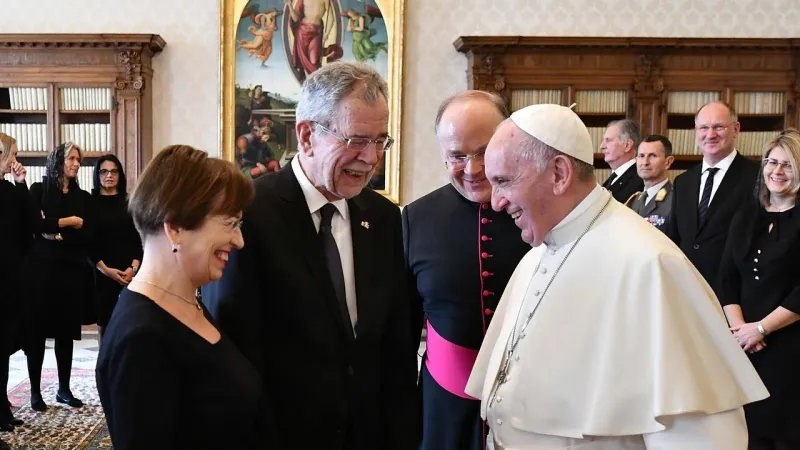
[719,128,800,450]
[0,133,32,449]
[24,142,93,412]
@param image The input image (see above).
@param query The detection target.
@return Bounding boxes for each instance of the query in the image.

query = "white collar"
[544,184,610,248]
[702,149,738,173]
[613,158,636,177]
[291,156,349,219]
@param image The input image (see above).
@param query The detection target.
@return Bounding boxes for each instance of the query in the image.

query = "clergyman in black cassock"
[404,91,530,450]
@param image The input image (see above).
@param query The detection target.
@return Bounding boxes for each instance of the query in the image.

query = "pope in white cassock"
[465,103,770,450]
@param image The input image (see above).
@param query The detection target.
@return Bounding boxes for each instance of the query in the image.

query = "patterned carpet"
[4,369,111,449]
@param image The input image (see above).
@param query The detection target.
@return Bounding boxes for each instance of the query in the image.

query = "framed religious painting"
[220,0,405,203]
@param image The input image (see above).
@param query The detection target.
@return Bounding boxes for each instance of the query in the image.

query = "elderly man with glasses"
[203,61,419,450]
[402,90,530,450]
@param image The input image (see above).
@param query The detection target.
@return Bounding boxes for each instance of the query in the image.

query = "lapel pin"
[361,221,370,229]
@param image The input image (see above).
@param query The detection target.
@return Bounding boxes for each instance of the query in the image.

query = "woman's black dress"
[27,178,94,340]
[90,192,142,328]
[0,179,33,355]
[719,205,800,444]
[96,289,277,449]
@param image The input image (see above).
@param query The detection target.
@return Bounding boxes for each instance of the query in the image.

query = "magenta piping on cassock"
[425,320,479,400]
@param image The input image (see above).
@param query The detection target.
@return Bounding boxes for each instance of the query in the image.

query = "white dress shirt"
[643,178,669,206]
[609,158,636,185]
[291,156,358,331]
[698,150,738,205]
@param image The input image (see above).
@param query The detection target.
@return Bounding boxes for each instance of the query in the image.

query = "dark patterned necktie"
[319,203,352,336]
[698,168,720,223]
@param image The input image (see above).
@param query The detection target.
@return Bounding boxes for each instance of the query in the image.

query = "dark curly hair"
[44,142,82,195]
[93,154,127,195]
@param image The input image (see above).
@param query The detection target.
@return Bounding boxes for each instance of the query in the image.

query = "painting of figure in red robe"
[234,0,389,188]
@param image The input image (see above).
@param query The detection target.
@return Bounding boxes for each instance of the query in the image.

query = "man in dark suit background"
[627,134,675,233]
[201,61,418,450]
[667,101,760,292]
[600,119,644,202]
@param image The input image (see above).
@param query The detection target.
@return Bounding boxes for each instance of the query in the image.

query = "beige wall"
[6,0,799,203]
[3,0,220,158]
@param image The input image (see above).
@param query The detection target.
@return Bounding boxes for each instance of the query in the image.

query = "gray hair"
[608,119,641,149]
[295,61,389,128]
[518,130,595,182]
[434,90,509,132]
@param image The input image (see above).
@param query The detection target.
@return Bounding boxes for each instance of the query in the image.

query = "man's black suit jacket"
[201,165,419,450]
[603,162,644,204]
[666,153,761,293]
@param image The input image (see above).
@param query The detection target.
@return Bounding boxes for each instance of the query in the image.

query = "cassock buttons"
[754,258,759,263]
[484,308,494,316]
[482,203,489,209]
[496,418,503,426]
[533,290,541,296]
[754,268,758,272]
[481,235,491,242]
[758,249,762,254]
[483,290,493,297]
[755,276,760,280]
[540,267,548,274]
[481,252,490,259]
[482,271,490,278]
[481,218,490,224]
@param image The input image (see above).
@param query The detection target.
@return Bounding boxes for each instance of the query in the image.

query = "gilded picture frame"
[220,0,404,203]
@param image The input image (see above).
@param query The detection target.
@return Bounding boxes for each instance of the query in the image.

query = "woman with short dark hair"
[90,154,142,343]
[95,145,275,449]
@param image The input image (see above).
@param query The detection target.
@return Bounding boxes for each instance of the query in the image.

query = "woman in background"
[0,133,32,448]
[90,154,142,344]
[720,128,800,450]
[96,145,275,449]
[26,142,92,411]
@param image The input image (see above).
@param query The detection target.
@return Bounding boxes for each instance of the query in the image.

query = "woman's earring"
[172,244,178,253]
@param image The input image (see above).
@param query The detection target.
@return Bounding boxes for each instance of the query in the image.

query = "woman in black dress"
[720,128,800,450]
[25,142,92,411]
[0,133,32,447]
[96,145,276,449]
[90,155,141,343]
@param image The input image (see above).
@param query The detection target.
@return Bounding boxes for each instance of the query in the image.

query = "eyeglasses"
[695,122,734,134]
[763,158,794,173]
[99,169,119,176]
[314,122,393,153]
[446,151,485,169]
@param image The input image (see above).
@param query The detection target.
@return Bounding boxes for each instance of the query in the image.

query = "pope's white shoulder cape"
[465,190,768,439]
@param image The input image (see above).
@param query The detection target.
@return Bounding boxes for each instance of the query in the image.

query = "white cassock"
[465,185,769,450]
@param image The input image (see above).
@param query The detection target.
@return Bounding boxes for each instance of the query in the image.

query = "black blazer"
[666,153,760,291]
[603,162,644,203]
[201,165,419,450]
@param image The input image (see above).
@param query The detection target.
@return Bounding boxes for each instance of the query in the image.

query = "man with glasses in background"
[402,91,529,450]
[203,61,419,450]
[667,101,760,294]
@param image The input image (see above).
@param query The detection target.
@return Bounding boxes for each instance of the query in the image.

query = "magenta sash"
[425,320,479,399]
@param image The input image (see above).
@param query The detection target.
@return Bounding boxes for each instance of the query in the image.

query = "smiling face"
[485,121,559,246]
[695,103,739,163]
[176,214,245,285]
[763,146,797,198]
[298,90,388,200]
[437,98,504,204]
[64,148,81,180]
